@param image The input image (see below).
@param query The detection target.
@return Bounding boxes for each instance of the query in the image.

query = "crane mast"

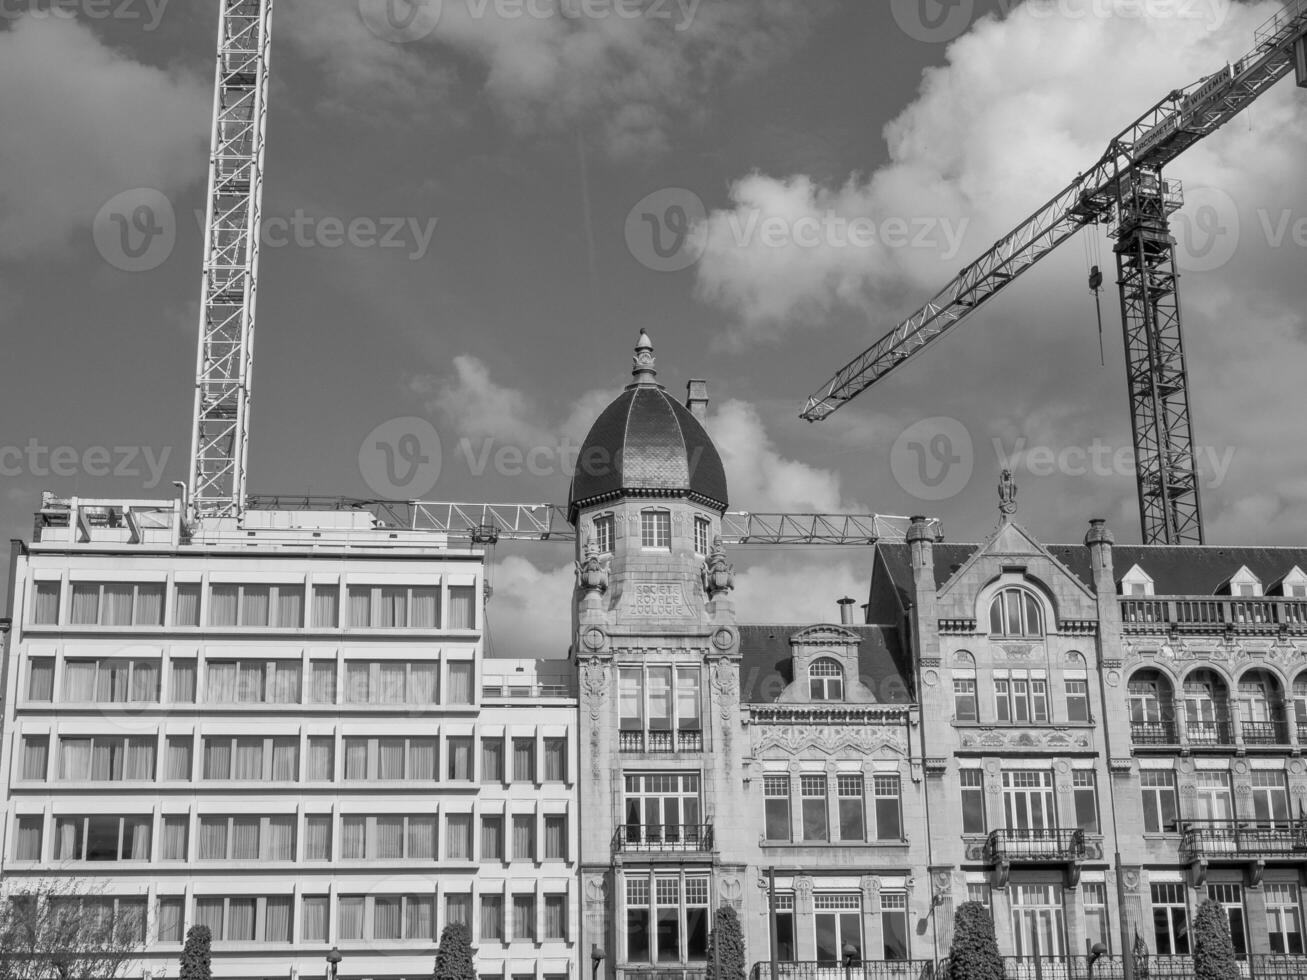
[801,0,1307,545]
[188,0,274,522]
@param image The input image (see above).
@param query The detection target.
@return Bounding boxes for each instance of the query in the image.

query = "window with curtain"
[406,895,435,940]
[59,736,154,782]
[339,897,365,940]
[408,815,436,859]
[410,587,439,628]
[264,897,292,942]
[445,893,471,928]
[482,738,504,783]
[342,816,366,859]
[448,737,473,781]
[544,894,567,940]
[447,662,473,705]
[512,738,536,783]
[234,738,263,780]
[271,739,299,781]
[307,737,334,781]
[63,659,160,703]
[305,815,332,860]
[195,897,224,938]
[32,582,61,625]
[265,816,295,860]
[26,658,54,701]
[207,584,303,627]
[14,817,42,861]
[173,584,200,627]
[544,738,567,781]
[302,896,329,942]
[512,895,536,942]
[446,814,472,859]
[512,815,535,862]
[481,816,504,861]
[70,583,100,625]
[309,661,337,703]
[377,817,404,860]
[343,661,439,705]
[544,815,567,860]
[157,897,184,943]
[374,896,402,940]
[68,582,164,626]
[448,585,477,629]
[311,586,339,628]
[170,659,197,703]
[277,588,304,628]
[226,898,256,941]
[161,816,188,860]
[208,585,239,627]
[408,737,437,779]
[378,738,405,779]
[53,815,150,861]
[481,895,504,941]
[22,736,49,782]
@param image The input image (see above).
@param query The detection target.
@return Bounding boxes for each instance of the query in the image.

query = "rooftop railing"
[1120,596,1307,631]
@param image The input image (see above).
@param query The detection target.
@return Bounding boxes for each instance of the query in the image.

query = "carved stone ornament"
[702,536,736,598]
[576,538,609,594]
[998,468,1018,516]
[753,724,906,757]
[581,627,608,653]
[582,662,609,719]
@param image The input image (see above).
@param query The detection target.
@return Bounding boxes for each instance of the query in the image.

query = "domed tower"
[570,334,746,979]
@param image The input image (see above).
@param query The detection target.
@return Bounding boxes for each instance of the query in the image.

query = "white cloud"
[485,555,574,658]
[731,557,863,624]
[0,16,208,258]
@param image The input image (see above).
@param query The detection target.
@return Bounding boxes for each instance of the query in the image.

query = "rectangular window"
[199,736,296,782]
[14,816,42,861]
[545,894,567,940]
[345,585,441,629]
[26,658,54,701]
[1266,883,1304,955]
[480,895,504,942]
[54,815,151,861]
[1073,771,1099,834]
[307,736,334,781]
[881,893,909,960]
[623,773,701,845]
[620,668,644,731]
[1207,883,1247,959]
[837,774,865,841]
[448,585,477,630]
[161,815,188,860]
[170,658,197,702]
[334,895,432,941]
[158,896,184,943]
[594,514,615,554]
[995,671,1049,724]
[814,893,862,963]
[1141,770,1178,833]
[62,659,160,703]
[874,774,902,841]
[626,876,651,963]
[1066,678,1091,723]
[771,894,795,962]
[174,584,200,627]
[302,896,328,942]
[512,814,535,861]
[304,815,332,861]
[967,884,991,907]
[544,737,567,781]
[58,735,155,781]
[205,659,301,704]
[512,894,536,942]
[343,660,438,705]
[544,814,567,860]
[1011,883,1066,956]
[1252,769,1291,826]
[32,582,61,625]
[961,769,986,834]
[482,737,504,783]
[446,814,472,859]
[311,586,339,628]
[340,736,436,781]
[800,774,828,842]
[447,736,473,781]
[309,661,336,703]
[445,893,471,929]
[655,877,680,962]
[206,584,302,627]
[1082,882,1110,954]
[641,510,671,549]
[685,875,709,960]
[1152,882,1190,955]
[512,737,536,783]
[694,516,710,555]
[954,676,978,722]
[1194,771,1234,822]
[764,775,791,842]
[166,736,192,780]
[447,661,473,704]
[480,815,504,861]
[70,582,164,626]
[21,736,48,782]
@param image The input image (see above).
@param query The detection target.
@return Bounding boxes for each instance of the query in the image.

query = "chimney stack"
[686,380,709,421]
[838,597,856,625]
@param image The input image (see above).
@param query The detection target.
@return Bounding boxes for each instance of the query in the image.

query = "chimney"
[1084,518,1116,596]
[686,380,709,421]
[838,597,856,625]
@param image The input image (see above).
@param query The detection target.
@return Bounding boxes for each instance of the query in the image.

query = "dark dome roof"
[568,335,728,520]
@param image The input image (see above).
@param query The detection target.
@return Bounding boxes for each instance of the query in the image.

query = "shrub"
[705,905,746,980]
[1193,899,1240,980]
[947,901,1004,980]
[434,922,475,980]
[180,925,213,980]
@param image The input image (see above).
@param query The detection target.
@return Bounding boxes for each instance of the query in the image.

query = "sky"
[2,0,1306,657]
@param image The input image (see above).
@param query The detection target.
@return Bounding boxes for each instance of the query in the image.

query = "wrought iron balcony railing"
[613,823,713,853]
[1180,819,1307,860]
[1242,719,1290,745]
[985,828,1086,864]
[1184,719,1235,745]
[1130,721,1179,745]
[618,729,704,753]
[622,969,707,980]
[750,962,937,980]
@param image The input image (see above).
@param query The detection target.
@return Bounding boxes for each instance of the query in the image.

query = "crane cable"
[1084,225,1106,366]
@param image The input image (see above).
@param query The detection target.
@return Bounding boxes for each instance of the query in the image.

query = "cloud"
[485,555,575,657]
[693,1,1307,339]
[282,0,828,157]
[0,16,208,259]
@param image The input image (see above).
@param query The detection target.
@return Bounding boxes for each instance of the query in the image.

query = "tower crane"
[180,2,926,548]
[801,1,1307,546]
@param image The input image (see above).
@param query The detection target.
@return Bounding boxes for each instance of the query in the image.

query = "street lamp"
[591,944,606,980]
[842,942,859,980]
[326,946,342,980]
[1087,942,1108,979]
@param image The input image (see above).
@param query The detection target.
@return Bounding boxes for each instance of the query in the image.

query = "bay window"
[619,665,702,751]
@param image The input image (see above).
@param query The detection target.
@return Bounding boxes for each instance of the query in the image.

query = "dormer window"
[694,516,711,556]
[640,510,671,550]
[808,658,844,701]
[1226,566,1262,598]
[594,514,615,555]
[1120,564,1154,597]
[989,588,1044,638]
[1277,567,1306,598]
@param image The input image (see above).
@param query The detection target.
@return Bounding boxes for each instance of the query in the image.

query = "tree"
[1193,899,1240,980]
[0,879,146,980]
[705,905,746,980]
[946,901,1004,980]
[179,925,213,980]
[434,923,474,980]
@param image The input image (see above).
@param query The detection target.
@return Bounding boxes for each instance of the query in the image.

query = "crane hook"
[1089,264,1106,366]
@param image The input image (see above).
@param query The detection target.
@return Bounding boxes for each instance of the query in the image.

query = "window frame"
[988,586,1045,638]
[808,658,845,702]
[640,509,672,550]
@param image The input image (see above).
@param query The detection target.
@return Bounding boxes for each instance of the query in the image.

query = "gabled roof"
[737,624,911,704]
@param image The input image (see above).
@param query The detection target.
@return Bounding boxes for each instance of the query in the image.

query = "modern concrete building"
[1,496,578,980]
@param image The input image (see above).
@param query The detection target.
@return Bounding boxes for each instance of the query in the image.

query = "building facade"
[1,496,578,980]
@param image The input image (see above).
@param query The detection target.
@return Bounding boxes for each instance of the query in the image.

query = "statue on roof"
[998,468,1018,518]
[702,535,735,599]
[576,537,609,594]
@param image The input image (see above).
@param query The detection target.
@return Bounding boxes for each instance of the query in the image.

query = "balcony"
[751,962,937,980]
[1130,721,1179,745]
[1119,596,1307,633]
[1242,719,1291,745]
[613,823,714,853]
[1180,819,1307,861]
[622,970,706,980]
[985,828,1086,864]
[619,729,704,753]
[1184,719,1235,746]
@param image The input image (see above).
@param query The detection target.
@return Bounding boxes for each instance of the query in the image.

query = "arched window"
[809,658,844,701]
[989,588,1044,637]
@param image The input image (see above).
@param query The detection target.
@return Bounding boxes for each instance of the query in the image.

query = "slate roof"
[568,384,728,519]
[737,624,913,704]
[874,542,1307,599]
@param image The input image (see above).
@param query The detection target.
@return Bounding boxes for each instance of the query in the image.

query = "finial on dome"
[632,330,657,384]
